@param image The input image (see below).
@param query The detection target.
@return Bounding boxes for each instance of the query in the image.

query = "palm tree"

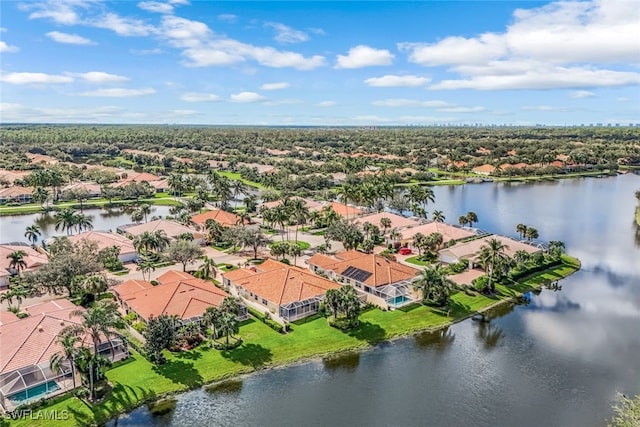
[465,211,478,227]
[32,186,49,208]
[273,203,290,241]
[73,213,94,233]
[79,274,109,303]
[336,184,354,220]
[137,256,156,281]
[0,283,29,311]
[432,210,446,223]
[380,217,392,242]
[413,264,454,306]
[478,238,510,292]
[525,227,539,242]
[458,215,469,227]
[231,180,247,209]
[241,229,271,260]
[6,250,27,276]
[137,203,151,223]
[133,231,156,253]
[168,173,185,198]
[196,256,217,280]
[547,240,565,258]
[516,223,528,240]
[50,329,81,390]
[24,224,41,247]
[217,311,239,348]
[54,208,77,235]
[289,198,309,243]
[514,250,530,267]
[204,219,225,244]
[389,228,402,245]
[202,306,222,339]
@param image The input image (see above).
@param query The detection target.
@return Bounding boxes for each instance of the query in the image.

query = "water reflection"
[414,326,456,353]
[474,321,505,349]
[322,352,361,372]
[205,380,243,394]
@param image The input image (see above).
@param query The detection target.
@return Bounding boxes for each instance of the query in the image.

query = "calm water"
[87,175,640,425]
[0,205,172,244]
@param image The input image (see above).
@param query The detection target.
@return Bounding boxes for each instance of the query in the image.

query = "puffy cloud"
[21,0,84,25]
[401,0,640,90]
[570,90,595,99]
[137,1,174,14]
[0,41,19,52]
[46,31,95,45]
[1,72,73,85]
[260,82,290,90]
[335,45,394,69]
[364,75,430,87]
[230,92,266,103]
[73,71,129,83]
[180,92,220,102]
[265,22,309,44]
[0,103,126,122]
[77,87,156,97]
[90,13,155,36]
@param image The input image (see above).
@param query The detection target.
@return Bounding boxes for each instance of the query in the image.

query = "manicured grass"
[0,196,182,216]
[6,257,579,427]
[269,240,311,251]
[216,171,266,190]
[405,255,430,266]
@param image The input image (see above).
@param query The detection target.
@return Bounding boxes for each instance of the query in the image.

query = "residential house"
[61,182,101,198]
[222,259,340,323]
[0,187,34,204]
[353,212,418,230]
[112,271,245,324]
[439,235,542,267]
[0,244,48,289]
[68,231,138,263]
[117,219,203,244]
[400,221,476,246]
[308,251,420,309]
[191,209,246,229]
[0,299,127,412]
[472,164,496,176]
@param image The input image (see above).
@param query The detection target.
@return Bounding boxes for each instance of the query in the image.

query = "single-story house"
[308,250,420,309]
[0,244,48,289]
[61,182,101,197]
[401,221,476,246]
[0,299,127,412]
[191,209,245,228]
[112,271,244,324]
[0,187,34,204]
[353,212,418,230]
[25,153,58,165]
[258,197,324,213]
[0,170,30,186]
[439,235,542,266]
[472,164,496,176]
[327,201,364,218]
[222,259,340,323]
[67,231,138,263]
[117,219,203,244]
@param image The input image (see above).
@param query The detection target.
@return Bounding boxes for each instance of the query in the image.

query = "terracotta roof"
[126,172,161,182]
[0,299,83,374]
[329,201,363,217]
[111,279,153,297]
[23,299,77,316]
[62,182,101,194]
[0,245,48,279]
[118,271,229,321]
[401,222,475,243]
[0,311,19,325]
[499,163,529,170]
[472,164,496,174]
[0,170,30,184]
[309,250,419,287]
[259,197,324,213]
[224,262,340,306]
[122,220,201,240]
[68,231,136,256]
[0,186,34,198]
[26,153,58,165]
[156,270,194,283]
[439,235,541,262]
[191,209,244,227]
[353,212,417,230]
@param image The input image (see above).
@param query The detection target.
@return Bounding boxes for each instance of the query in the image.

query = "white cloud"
[230,92,266,103]
[46,31,95,45]
[217,14,237,23]
[521,105,568,111]
[77,87,156,97]
[570,90,595,99]
[130,48,163,55]
[138,1,174,14]
[315,101,336,107]
[335,45,394,69]
[91,13,155,36]
[21,0,84,25]
[260,82,290,90]
[0,103,126,123]
[364,75,430,87]
[0,41,19,52]
[180,92,220,102]
[0,72,73,85]
[262,99,304,106]
[74,71,129,83]
[265,22,309,44]
[372,99,451,108]
[402,0,640,91]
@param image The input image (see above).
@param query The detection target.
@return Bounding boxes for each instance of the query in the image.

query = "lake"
[0,205,173,244]
[106,173,640,427]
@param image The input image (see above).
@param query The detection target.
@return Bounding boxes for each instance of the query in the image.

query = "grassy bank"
[215,171,266,190]
[5,256,579,427]
[0,197,183,216]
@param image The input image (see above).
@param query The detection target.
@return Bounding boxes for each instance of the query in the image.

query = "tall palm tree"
[336,184,354,220]
[380,217,392,242]
[6,250,27,276]
[289,198,309,243]
[465,211,478,228]
[137,256,156,281]
[196,256,217,280]
[458,215,469,227]
[273,203,290,241]
[32,186,49,208]
[547,240,565,258]
[413,264,454,306]
[24,224,42,247]
[203,306,222,339]
[50,329,81,390]
[516,223,528,240]
[54,208,77,235]
[73,213,94,233]
[138,203,151,223]
[231,180,247,209]
[79,274,109,303]
[432,210,446,223]
[525,227,539,242]
[514,250,530,267]
[478,238,510,292]
[217,311,239,348]
[133,231,156,253]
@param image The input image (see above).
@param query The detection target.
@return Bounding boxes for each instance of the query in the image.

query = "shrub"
[473,276,489,293]
[132,321,147,333]
[123,312,137,325]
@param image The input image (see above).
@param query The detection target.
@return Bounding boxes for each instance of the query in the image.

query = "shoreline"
[4,256,580,427]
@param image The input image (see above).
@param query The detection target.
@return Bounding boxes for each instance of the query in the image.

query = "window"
[262,299,268,305]
[364,286,371,293]
[254,295,258,301]
[355,282,361,288]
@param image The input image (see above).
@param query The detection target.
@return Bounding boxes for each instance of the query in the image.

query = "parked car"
[399,247,412,255]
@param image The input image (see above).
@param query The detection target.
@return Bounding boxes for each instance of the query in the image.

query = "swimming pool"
[387,295,412,307]
[8,381,60,405]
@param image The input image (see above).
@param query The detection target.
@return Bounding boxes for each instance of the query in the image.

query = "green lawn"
[270,240,311,251]
[405,255,430,266]
[6,257,579,427]
[215,171,266,190]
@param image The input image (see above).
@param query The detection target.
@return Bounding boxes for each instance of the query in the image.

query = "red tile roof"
[191,209,244,227]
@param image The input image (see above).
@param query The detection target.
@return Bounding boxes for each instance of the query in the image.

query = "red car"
[399,247,412,255]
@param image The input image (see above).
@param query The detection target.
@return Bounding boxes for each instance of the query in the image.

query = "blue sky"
[0,0,638,125]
